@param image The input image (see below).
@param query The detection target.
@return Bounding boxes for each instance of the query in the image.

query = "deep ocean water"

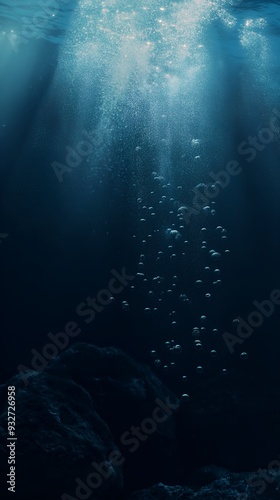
[0,1,280,499]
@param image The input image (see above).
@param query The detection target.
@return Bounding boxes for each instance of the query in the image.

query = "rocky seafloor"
[0,343,280,499]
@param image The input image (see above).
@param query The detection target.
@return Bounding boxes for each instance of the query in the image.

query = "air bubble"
[174,344,182,353]
[179,294,189,302]
[211,252,221,260]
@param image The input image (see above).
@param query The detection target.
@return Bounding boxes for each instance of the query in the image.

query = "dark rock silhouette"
[1,343,280,500]
[127,466,280,499]
[0,370,123,500]
[0,343,179,499]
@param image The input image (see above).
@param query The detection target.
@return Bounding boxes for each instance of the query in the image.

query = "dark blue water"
[0,0,280,399]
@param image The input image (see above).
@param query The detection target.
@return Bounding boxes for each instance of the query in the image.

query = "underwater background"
[1,0,280,499]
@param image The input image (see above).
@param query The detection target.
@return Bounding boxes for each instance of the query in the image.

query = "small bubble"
[213,280,222,287]
[179,293,189,302]
[203,206,211,214]
[211,252,221,261]
[174,344,182,353]
[192,327,200,337]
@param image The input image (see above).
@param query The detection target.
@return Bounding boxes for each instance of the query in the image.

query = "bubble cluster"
[126,170,237,394]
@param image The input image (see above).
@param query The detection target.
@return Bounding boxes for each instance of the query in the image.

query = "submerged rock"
[127,466,280,499]
[0,371,123,500]
[0,343,179,499]
[47,343,180,492]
